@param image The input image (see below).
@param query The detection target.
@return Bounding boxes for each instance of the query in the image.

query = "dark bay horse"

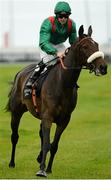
[7,25,107,177]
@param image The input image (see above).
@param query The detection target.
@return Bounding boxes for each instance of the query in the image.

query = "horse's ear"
[88,25,92,37]
[79,25,84,38]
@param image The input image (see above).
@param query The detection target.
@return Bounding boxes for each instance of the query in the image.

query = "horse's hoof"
[36,170,47,177]
[9,162,15,168]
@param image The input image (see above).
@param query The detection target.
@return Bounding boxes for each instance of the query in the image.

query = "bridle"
[59,36,104,71]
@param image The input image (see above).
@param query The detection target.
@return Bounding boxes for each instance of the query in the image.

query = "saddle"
[34,65,53,97]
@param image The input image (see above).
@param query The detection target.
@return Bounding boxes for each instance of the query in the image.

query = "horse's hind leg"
[37,123,43,163]
[46,115,70,173]
[9,109,24,168]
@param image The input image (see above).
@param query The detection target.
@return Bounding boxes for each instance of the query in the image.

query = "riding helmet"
[54,1,71,15]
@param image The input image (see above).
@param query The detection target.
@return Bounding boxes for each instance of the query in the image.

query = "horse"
[7,25,107,177]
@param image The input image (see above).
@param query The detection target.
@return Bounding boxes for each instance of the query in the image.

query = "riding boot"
[24,60,46,99]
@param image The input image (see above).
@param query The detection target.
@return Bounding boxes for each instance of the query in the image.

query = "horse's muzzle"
[95,64,107,76]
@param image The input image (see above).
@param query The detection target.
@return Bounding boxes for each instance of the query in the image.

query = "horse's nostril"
[100,65,107,75]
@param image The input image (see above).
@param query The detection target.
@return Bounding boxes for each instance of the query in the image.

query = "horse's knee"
[43,143,51,157]
[43,143,51,154]
[11,133,19,145]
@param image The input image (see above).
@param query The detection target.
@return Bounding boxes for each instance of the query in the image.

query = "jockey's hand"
[56,52,65,61]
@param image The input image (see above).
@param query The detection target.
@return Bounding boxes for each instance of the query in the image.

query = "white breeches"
[39,43,66,65]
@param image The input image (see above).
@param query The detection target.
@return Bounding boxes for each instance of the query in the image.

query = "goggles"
[57,13,69,19]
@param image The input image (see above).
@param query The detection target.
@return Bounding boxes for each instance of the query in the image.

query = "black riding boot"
[24,60,45,99]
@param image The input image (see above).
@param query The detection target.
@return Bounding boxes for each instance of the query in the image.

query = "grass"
[0,63,111,179]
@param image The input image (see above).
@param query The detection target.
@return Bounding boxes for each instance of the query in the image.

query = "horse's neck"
[60,49,81,86]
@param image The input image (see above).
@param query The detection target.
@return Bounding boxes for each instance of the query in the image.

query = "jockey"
[24,1,77,98]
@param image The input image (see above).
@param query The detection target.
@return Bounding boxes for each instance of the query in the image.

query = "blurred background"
[0,0,111,63]
[0,2,110,179]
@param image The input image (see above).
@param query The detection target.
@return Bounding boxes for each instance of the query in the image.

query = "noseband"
[87,51,104,63]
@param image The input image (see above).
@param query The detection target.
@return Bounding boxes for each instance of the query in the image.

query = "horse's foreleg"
[9,111,23,168]
[37,123,43,163]
[46,115,70,173]
[36,121,51,177]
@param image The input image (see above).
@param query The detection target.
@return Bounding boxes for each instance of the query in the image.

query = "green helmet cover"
[54,1,71,14]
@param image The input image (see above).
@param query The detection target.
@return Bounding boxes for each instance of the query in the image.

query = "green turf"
[0,63,111,179]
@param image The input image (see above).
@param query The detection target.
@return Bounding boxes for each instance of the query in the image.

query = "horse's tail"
[6,72,20,112]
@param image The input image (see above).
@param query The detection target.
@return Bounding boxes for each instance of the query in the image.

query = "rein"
[41,37,104,71]
[59,58,82,70]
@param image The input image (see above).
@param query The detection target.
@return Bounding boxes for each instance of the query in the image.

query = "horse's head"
[71,25,107,76]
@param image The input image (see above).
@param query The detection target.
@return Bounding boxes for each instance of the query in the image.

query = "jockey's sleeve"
[39,18,57,55]
[69,21,77,45]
